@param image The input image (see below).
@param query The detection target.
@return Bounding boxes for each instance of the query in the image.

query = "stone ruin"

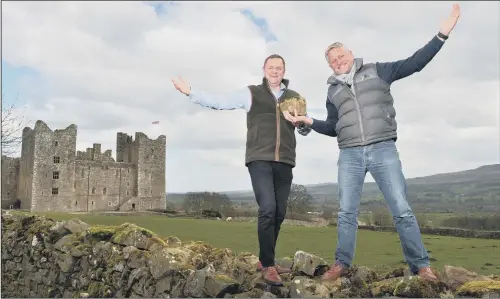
[1,213,499,298]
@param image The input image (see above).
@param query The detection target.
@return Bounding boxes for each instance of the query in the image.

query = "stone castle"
[1,120,166,212]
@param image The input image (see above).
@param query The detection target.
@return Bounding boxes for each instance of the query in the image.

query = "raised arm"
[171,77,251,112]
[376,4,461,84]
[188,87,251,112]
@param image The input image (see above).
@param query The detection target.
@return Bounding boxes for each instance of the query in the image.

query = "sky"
[2,1,499,193]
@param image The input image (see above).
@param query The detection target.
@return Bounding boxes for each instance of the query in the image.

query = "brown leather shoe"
[257,261,291,274]
[262,266,283,286]
[418,266,439,282]
[321,263,344,282]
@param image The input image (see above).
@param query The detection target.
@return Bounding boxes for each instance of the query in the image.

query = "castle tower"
[28,121,78,212]
[116,133,133,163]
[131,132,166,209]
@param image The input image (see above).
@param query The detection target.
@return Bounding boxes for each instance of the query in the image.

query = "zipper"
[265,83,287,162]
[345,82,365,143]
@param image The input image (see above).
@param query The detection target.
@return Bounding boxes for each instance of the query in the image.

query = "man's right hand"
[171,77,191,96]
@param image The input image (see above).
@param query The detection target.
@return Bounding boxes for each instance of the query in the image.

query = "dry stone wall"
[2,213,500,298]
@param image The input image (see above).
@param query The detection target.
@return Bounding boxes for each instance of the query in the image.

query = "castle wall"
[1,156,20,206]
[6,120,167,213]
[74,160,136,211]
[30,121,78,213]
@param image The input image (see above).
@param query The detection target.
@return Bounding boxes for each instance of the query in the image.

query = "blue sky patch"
[240,9,278,43]
[1,60,40,106]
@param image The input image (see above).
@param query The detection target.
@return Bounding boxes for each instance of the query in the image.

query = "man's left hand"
[439,4,461,36]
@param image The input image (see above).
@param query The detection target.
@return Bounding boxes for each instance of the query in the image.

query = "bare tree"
[287,183,313,216]
[1,94,30,156]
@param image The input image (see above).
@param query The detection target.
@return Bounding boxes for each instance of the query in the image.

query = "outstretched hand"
[282,109,313,127]
[439,4,461,36]
[171,77,191,95]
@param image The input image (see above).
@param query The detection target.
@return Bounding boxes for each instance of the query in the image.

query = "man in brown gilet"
[171,54,311,286]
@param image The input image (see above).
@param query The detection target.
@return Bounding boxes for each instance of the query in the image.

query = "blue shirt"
[188,83,286,112]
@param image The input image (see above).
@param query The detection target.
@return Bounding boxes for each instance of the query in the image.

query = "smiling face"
[326,44,354,75]
[263,55,285,86]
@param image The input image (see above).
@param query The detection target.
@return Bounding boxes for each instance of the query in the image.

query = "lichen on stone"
[85,225,117,242]
[455,280,500,297]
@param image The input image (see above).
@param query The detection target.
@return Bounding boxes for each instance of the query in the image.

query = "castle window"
[81,168,84,177]
[53,171,60,179]
[91,201,94,205]
[108,201,112,206]
[53,156,60,163]
[127,181,130,186]
[75,201,78,206]
[92,187,96,194]
[54,141,59,146]
[126,191,129,196]
[103,188,107,195]
[128,168,130,173]
[51,188,59,195]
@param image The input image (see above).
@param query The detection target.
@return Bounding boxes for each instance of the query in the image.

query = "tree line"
[181,183,315,220]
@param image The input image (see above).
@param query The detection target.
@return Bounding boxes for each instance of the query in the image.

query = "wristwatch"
[437,32,448,40]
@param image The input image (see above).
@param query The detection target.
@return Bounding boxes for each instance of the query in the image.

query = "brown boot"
[257,261,291,274]
[262,266,283,286]
[321,263,344,282]
[418,266,439,282]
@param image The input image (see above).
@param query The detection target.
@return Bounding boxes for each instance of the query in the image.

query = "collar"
[326,58,364,85]
[262,77,289,89]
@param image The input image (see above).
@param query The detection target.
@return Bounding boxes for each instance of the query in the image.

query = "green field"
[17,212,500,275]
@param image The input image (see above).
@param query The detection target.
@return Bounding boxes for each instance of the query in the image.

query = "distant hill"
[167,164,500,213]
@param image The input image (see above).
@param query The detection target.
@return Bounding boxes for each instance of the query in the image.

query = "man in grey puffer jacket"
[288,4,461,282]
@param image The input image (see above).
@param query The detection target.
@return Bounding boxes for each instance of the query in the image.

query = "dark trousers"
[247,160,293,267]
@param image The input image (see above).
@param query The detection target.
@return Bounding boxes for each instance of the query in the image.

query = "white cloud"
[2,1,499,192]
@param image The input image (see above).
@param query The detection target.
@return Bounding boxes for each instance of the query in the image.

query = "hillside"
[167,164,500,213]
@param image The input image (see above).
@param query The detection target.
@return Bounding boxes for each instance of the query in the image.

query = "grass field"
[16,212,500,275]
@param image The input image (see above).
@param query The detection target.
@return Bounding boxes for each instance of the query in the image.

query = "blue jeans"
[335,139,430,274]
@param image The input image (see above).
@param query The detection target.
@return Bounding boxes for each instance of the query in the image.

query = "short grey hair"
[324,42,348,62]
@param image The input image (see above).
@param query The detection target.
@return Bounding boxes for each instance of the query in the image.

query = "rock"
[443,265,493,291]
[123,246,138,259]
[166,236,182,247]
[455,280,500,298]
[205,274,240,298]
[370,277,401,297]
[148,247,194,279]
[234,288,265,298]
[112,223,154,249]
[128,249,147,269]
[208,248,235,273]
[290,275,331,298]
[260,291,277,298]
[56,253,76,273]
[393,276,446,298]
[53,235,78,253]
[63,218,90,234]
[184,264,215,297]
[275,257,294,270]
[292,251,328,277]
[383,267,407,279]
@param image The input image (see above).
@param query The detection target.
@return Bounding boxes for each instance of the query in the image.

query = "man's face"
[327,47,354,75]
[263,58,285,86]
